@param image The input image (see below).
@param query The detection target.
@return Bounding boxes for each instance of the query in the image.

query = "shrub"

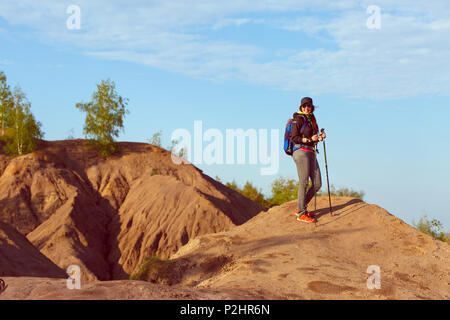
[148,130,162,147]
[129,255,179,285]
[223,177,365,208]
[318,184,365,200]
[413,215,449,243]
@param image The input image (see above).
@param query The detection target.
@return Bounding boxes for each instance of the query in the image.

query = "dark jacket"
[291,112,316,148]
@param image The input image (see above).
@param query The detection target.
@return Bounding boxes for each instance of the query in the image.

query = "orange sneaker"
[306,211,316,220]
[297,213,315,223]
[295,209,309,217]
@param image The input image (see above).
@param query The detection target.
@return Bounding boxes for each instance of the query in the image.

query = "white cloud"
[212,18,252,30]
[0,0,449,99]
[0,59,13,66]
[429,20,450,31]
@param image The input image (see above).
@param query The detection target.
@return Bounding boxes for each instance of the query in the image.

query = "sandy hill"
[1,196,448,300]
[170,196,449,299]
[0,221,66,278]
[0,140,264,281]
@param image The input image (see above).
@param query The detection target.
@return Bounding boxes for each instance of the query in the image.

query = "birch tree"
[3,85,43,156]
[76,79,129,157]
[0,71,13,136]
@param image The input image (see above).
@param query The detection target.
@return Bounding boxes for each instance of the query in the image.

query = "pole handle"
[319,128,325,144]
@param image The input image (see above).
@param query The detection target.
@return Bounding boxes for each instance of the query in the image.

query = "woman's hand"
[319,131,326,141]
[311,134,319,142]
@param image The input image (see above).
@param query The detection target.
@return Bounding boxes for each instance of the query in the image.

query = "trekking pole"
[313,134,320,213]
[321,128,333,216]
[314,146,317,213]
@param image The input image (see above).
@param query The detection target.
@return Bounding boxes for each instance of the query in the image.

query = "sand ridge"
[0,140,264,281]
[0,140,448,300]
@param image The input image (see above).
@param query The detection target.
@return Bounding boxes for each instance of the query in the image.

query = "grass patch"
[130,255,179,285]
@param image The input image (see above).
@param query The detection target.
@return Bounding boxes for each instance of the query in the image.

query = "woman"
[291,97,326,223]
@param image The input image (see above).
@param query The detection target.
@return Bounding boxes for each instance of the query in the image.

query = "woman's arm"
[291,116,305,144]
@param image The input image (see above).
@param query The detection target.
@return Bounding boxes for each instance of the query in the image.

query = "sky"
[0,0,449,230]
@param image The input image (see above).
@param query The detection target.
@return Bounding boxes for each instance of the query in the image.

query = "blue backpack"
[284,114,308,156]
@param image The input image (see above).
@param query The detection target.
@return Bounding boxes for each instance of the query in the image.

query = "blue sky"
[1,1,449,230]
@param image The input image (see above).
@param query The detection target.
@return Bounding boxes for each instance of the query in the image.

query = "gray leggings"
[293,149,322,213]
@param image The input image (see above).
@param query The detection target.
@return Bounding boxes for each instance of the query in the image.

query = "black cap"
[300,97,313,107]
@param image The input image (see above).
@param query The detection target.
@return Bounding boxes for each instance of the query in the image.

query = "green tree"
[2,85,43,156]
[76,79,129,157]
[268,176,299,206]
[0,71,13,136]
[224,179,268,208]
[225,179,239,191]
[240,181,268,207]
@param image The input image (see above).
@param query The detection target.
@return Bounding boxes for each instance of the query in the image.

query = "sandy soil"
[1,197,448,300]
